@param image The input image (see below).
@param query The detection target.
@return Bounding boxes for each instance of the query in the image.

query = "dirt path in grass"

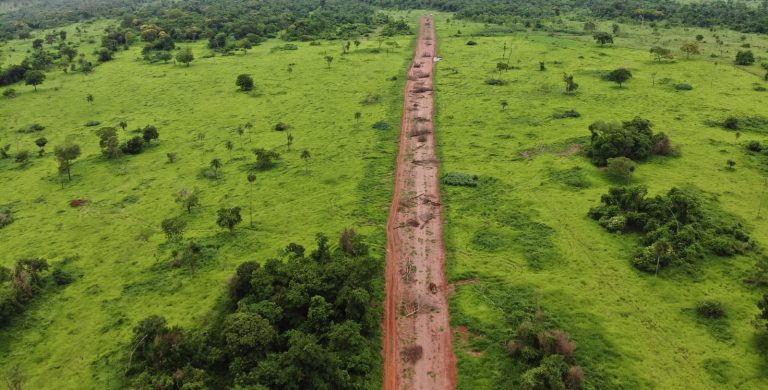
[383,16,456,390]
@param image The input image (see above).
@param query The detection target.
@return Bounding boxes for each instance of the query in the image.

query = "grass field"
[434,15,768,389]
[0,20,416,388]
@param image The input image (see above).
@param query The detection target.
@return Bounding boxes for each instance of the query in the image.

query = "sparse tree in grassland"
[35,137,48,157]
[563,73,579,93]
[86,94,94,104]
[735,50,755,66]
[236,74,254,91]
[355,112,362,123]
[216,207,242,232]
[225,140,233,159]
[727,159,737,170]
[253,148,280,169]
[607,68,632,88]
[593,32,613,46]
[696,34,704,42]
[354,39,361,50]
[583,21,596,32]
[142,125,159,143]
[500,100,509,111]
[324,55,334,69]
[236,126,245,148]
[0,145,10,159]
[176,47,194,66]
[167,152,177,163]
[612,23,620,35]
[301,149,311,173]
[539,61,546,71]
[96,127,121,158]
[15,150,30,165]
[24,70,45,91]
[650,46,673,62]
[175,187,200,213]
[119,120,128,131]
[238,39,252,54]
[606,157,637,183]
[54,143,81,181]
[210,158,222,178]
[680,42,700,59]
[161,216,186,241]
[243,121,253,143]
[287,133,294,151]
[287,63,294,79]
[247,174,256,227]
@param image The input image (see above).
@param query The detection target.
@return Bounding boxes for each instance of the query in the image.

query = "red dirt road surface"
[383,16,456,390]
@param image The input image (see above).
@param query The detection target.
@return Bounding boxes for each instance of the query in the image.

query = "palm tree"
[300,149,311,173]
[247,173,256,227]
[354,112,362,123]
[225,140,233,160]
[210,158,222,178]
[287,133,294,151]
[243,121,253,143]
[237,126,245,148]
[324,55,334,69]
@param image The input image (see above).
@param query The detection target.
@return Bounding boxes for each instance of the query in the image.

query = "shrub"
[723,116,739,130]
[606,157,636,183]
[274,122,289,131]
[485,78,507,86]
[588,117,662,165]
[3,88,17,98]
[372,120,390,130]
[754,85,767,92]
[552,109,580,119]
[696,300,725,318]
[466,40,477,46]
[746,141,763,152]
[674,83,693,91]
[121,136,145,155]
[17,123,45,133]
[84,120,101,127]
[442,172,479,187]
[735,50,755,66]
[361,94,381,105]
[0,208,13,229]
[52,268,74,285]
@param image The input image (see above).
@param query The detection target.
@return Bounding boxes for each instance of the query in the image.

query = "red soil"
[383,16,457,390]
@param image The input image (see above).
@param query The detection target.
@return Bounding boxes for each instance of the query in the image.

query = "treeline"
[0,258,74,326]
[126,230,383,389]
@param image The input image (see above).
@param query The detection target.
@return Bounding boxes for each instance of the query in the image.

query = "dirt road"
[383,16,456,390]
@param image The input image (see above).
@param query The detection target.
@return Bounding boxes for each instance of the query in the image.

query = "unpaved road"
[383,16,456,390]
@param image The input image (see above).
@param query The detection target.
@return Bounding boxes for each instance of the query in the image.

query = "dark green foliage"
[757,294,768,330]
[0,208,13,229]
[216,207,242,232]
[253,148,280,170]
[16,123,44,133]
[127,231,381,389]
[24,70,45,90]
[675,83,693,91]
[605,157,636,183]
[52,268,74,286]
[161,217,186,241]
[121,136,145,155]
[2,88,17,98]
[142,125,159,143]
[593,32,613,46]
[606,68,632,87]
[696,300,725,319]
[442,172,479,187]
[485,78,507,86]
[553,109,580,119]
[0,64,28,87]
[96,127,121,158]
[372,120,391,130]
[746,141,763,152]
[274,122,289,131]
[236,74,254,91]
[466,40,477,46]
[588,186,752,273]
[588,117,666,165]
[53,143,81,181]
[735,50,755,66]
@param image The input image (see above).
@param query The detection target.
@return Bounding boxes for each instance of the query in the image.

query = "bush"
[52,268,74,285]
[17,123,45,133]
[121,136,145,155]
[723,116,739,130]
[605,157,636,183]
[0,208,13,229]
[696,300,725,318]
[466,40,477,46]
[674,83,693,91]
[372,120,390,130]
[442,172,479,187]
[746,141,763,152]
[274,122,289,131]
[3,88,17,98]
[552,109,580,119]
[84,120,101,127]
[735,50,755,66]
[485,78,507,86]
[588,117,662,165]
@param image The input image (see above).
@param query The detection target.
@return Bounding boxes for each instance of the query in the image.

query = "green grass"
[434,15,768,389]
[0,20,416,388]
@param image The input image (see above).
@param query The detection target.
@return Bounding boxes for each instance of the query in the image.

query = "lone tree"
[563,73,579,94]
[236,74,254,91]
[649,46,673,62]
[217,207,242,232]
[225,140,234,159]
[176,47,194,66]
[287,133,294,151]
[161,217,187,241]
[607,68,632,88]
[247,173,256,227]
[695,34,704,42]
[119,120,128,131]
[680,42,700,59]
[300,149,311,173]
[735,50,755,66]
[24,70,45,91]
[175,187,200,213]
[54,143,81,181]
[593,32,614,46]
[324,55,334,69]
[86,94,94,104]
[35,137,48,157]
[210,158,222,178]
[142,125,159,143]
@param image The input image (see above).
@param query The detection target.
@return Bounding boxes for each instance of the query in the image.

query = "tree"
[354,112,362,123]
[324,55,334,69]
[253,148,280,169]
[301,149,311,173]
[612,23,620,35]
[735,50,755,66]
[176,48,194,66]
[583,21,596,32]
[606,157,637,183]
[54,143,81,181]
[726,159,737,170]
[762,63,768,81]
[588,118,657,165]
[650,46,673,62]
[24,70,45,91]
[121,136,144,155]
[680,42,700,59]
[354,39,361,50]
[243,121,253,143]
[96,127,121,158]
[210,158,222,178]
[161,217,186,241]
[175,188,200,213]
[238,39,252,54]
[236,74,254,91]
[86,94,94,104]
[217,207,242,232]
[500,100,509,111]
[97,48,113,62]
[593,32,614,46]
[142,125,159,143]
[607,68,632,88]
[35,137,48,157]
[225,140,234,159]
[695,34,704,42]
[15,150,30,165]
[563,73,579,93]
[247,174,256,227]
[287,133,294,151]
[119,120,128,131]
